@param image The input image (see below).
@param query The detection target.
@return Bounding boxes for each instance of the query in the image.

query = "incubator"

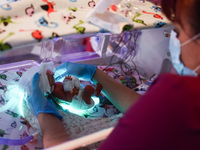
[0,0,173,149]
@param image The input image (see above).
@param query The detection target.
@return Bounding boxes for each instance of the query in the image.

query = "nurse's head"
[161,0,200,76]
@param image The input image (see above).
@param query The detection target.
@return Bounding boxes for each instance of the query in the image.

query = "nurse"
[28,0,200,149]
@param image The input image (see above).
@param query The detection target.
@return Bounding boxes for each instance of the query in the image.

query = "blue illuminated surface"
[2,69,100,117]
[3,84,100,117]
[59,96,100,116]
[54,68,67,82]
[54,69,101,115]
[0,84,25,117]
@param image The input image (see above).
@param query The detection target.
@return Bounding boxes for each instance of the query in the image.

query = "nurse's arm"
[93,68,141,113]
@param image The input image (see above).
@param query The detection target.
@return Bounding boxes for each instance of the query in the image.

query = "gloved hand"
[55,61,97,81]
[28,73,63,120]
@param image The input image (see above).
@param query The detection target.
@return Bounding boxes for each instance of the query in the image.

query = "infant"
[46,70,102,110]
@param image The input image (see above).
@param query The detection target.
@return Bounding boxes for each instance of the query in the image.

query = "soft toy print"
[0,129,9,137]
[68,7,78,12]
[0,96,8,105]
[73,20,85,34]
[132,12,147,26]
[151,5,162,12]
[6,110,19,118]
[0,16,14,27]
[41,0,57,17]
[46,70,102,110]
[88,0,96,8]
[20,29,44,41]
[154,21,166,28]
[62,13,76,24]
[0,82,7,93]
[49,32,59,39]
[142,10,163,19]
[0,4,12,11]
[35,16,58,28]
[0,32,14,51]
[20,131,28,138]
[25,4,35,17]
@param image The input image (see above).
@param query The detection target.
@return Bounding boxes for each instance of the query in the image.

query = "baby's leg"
[95,83,103,97]
[82,83,103,104]
[51,82,73,102]
[82,85,95,104]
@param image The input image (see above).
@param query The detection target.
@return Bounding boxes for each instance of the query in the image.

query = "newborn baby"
[46,70,102,110]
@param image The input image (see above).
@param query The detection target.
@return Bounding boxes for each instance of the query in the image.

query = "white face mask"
[169,30,200,76]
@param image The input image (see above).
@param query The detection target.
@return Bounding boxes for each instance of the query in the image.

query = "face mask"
[169,30,200,76]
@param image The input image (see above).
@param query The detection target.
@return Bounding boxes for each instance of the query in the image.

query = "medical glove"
[28,73,63,120]
[56,61,97,81]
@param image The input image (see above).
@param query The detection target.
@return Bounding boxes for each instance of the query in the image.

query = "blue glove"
[28,73,63,120]
[55,61,97,81]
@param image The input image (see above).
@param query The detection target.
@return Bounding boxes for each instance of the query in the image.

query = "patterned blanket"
[0,0,170,52]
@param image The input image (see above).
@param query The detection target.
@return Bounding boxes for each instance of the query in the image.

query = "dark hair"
[161,0,200,37]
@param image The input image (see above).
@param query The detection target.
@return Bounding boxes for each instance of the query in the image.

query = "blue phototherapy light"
[59,96,100,116]
[0,84,25,117]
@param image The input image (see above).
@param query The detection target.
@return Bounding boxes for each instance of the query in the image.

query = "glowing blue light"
[51,68,101,116]
[18,88,25,117]
[0,84,25,117]
[59,96,100,116]
[54,68,67,82]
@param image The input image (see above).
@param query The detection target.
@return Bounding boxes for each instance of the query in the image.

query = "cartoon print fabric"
[0,0,170,52]
[0,0,101,52]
